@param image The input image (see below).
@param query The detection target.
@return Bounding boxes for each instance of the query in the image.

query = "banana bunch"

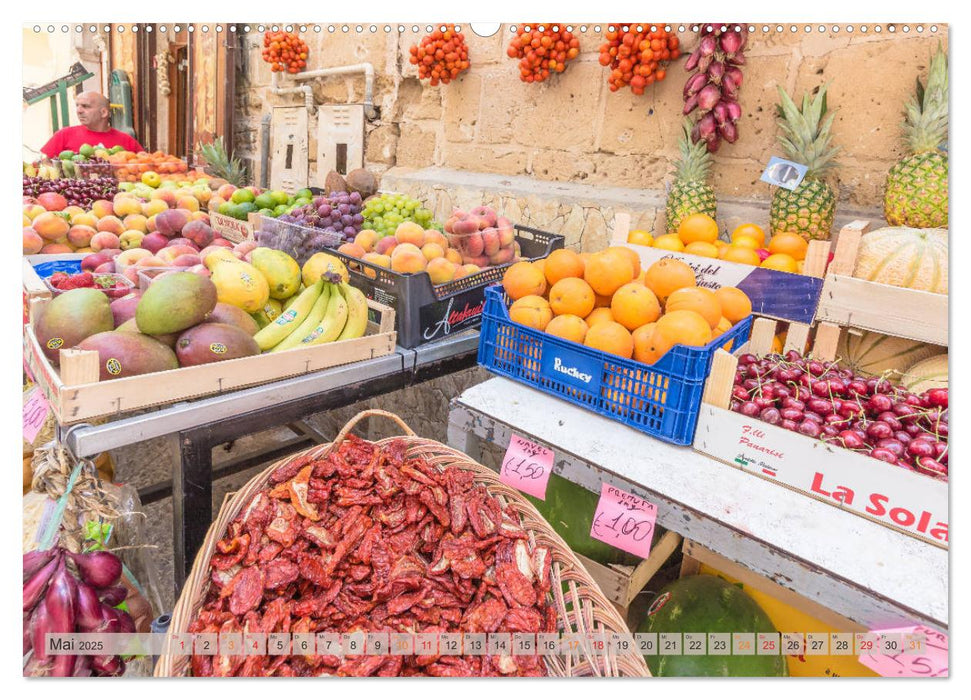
[252,280,369,353]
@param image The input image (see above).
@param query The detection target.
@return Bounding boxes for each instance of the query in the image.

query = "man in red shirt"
[40,92,144,158]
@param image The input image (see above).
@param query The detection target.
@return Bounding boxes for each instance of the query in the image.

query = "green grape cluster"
[362,192,434,237]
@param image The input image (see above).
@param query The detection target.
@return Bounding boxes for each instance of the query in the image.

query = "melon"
[852,226,948,294]
[640,575,788,677]
[901,353,948,394]
[837,330,942,379]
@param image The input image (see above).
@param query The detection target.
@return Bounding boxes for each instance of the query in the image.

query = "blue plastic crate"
[477,285,752,445]
[33,260,83,278]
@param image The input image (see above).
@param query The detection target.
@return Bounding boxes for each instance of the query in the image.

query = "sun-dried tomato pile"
[188,436,554,677]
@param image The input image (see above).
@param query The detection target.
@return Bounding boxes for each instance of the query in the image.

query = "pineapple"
[196,137,247,187]
[666,119,717,234]
[770,85,840,241]
[885,46,948,229]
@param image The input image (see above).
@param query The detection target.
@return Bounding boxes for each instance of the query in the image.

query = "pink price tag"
[499,434,553,500]
[23,387,51,444]
[858,625,948,677]
[589,483,657,559]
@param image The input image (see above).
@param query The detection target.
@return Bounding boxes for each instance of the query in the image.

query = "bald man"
[40,92,143,158]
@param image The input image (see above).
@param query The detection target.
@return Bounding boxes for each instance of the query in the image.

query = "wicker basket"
[156,410,650,678]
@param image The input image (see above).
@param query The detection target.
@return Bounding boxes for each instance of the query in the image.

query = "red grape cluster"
[506,25,581,83]
[732,351,948,480]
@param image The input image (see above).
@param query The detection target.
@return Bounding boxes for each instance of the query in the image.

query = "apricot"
[90,231,121,252]
[23,228,43,255]
[96,216,126,235]
[123,214,149,233]
[426,257,457,285]
[421,243,446,261]
[423,230,448,248]
[67,225,97,249]
[112,195,143,218]
[90,200,114,219]
[32,211,71,241]
[375,236,398,256]
[445,248,463,266]
[390,248,427,274]
[354,229,378,253]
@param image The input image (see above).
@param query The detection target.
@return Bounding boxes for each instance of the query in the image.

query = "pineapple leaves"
[775,83,838,177]
[916,76,926,109]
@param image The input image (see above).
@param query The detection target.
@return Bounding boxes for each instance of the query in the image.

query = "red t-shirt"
[40,126,144,158]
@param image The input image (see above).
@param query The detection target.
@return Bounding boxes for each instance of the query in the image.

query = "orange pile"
[502,246,753,364]
[629,214,810,274]
[106,151,191,181]
[262,31,309,73]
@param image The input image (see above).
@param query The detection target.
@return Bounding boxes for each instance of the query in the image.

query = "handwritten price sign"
[858,625,947,677]
[590,483,657,559]
[23,387,50,444]
[500,434,553,500]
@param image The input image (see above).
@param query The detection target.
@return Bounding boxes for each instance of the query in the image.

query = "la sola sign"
[694,406,948,546]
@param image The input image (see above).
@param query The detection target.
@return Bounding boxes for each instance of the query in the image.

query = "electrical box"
[270,107,309,193]
[316,103,364,182]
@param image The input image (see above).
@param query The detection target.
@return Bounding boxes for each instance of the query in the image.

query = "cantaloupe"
[901,353,948,394]
[852,226,948,294]
[837,330,942,379]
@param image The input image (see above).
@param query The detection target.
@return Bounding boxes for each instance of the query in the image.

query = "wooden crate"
[209,212,259,243]
[815,221,948,346]
[24,296,396,425]
[691,323,948,548]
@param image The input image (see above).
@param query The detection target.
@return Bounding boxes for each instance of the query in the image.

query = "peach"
[498,225,516,247]
[70,212,98,228]
[354,229,378,253]
[112,195,143,218]
[391,243,422,258]
[394,221,426,246]
[426,257,457,285]
[175,195,200,212]
[122,267,140,285]
[208,195,226,212]
[233,240,259,258]
[116,248,153,267]
[155,209,190,237]
[23,204,46,221]
[490,248,516,265]
[32,212,71,241]
[67,224,97,248]
[375,237,398,256]
[191,187,212,204]
[90,231,121,252]
[23,228,43,255]
[167,238,201,251]
[123,214,149,233]
[22,213,31,227]
[455,264,481,279]
[181,220,214,249]
[62,205,85,219]
[362,253,391,279]
[90,200,114,219]
[390,249,427,274]
[470,206,498,228]
[338,242,367,260]
[445,249,463,266]
[75,247,94,254]
[119,231,146,250]
[142,199,168,218]
[37,192,68,211]
[172,254,203,267]
[145,214,157,232]
[421,243,445,261]
[96,216,126,235]
[159,245,199,263]
[216,184,237,200]
[133,256,167,268]
[40,243,73,254]
[423,230,448,248]
[482,229,501,257]
[191,211,210,224]
[151,189,178,208]
[140,232,169,254]
[210,238,234,248]
[82,252,114,271]
[468,255,491,268]
[93,261,116,274]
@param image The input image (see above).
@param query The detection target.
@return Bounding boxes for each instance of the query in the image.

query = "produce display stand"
[56,331,481,591]
[447,377,947,634]
[815,221,948,346]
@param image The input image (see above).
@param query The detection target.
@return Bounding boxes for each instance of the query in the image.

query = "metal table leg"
[171,430,214,590]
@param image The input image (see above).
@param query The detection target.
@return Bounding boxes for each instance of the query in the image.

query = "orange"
[653,234,685,252]
[549,277,596,318]
[665,286,722,328]
[584,321,634,359]
[684,241,720,258]
[502,261,547,300]
[533,258,547,278]
[650,310,712,358]
[543,249,585,286]
[713,286,753,323]
[731,235,761,250]
[715,240,730,255]
[719,246,761,266]
[677,213,719,245]
[610,283,661,331]
[761,253,799,273]
[509,295,553,331]
[607,246,641,278]
[627,229,654,246]
[583,250,634,297]
[643,258,697,302]
[632,323,659,364]
[797,260,805,274]
[732,223,765,246]
[585,307,615,327]
[771,334,784,354]
[545,314,589,344]
[767,232,809,261]
[715,316,733,335]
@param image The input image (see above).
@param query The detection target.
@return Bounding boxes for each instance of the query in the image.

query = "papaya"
[251,248,301,300]
[210,259,270,313]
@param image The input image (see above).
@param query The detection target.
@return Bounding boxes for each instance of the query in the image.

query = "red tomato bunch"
[409,25,470,86]
[599,25,681,94]
[506,25,581,83]
[262,31,309,73]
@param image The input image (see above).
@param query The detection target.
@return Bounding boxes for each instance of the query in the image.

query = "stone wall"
[234,24,947,210]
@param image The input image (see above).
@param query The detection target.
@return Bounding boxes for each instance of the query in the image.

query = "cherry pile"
[731,351,948,481]
[409,25,470,86]
[598,25,680,94]
[506,25,581,83]
[262,31,309,73]
[23,175,118,209]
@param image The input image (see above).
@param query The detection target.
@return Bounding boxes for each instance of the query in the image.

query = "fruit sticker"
[46,338,64,350]
[105,358,122,376]
[209,343,228,355]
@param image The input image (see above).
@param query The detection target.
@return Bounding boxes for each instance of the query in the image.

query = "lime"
[79,144,95,157]
[258,208,276,217]
[293,197,311,207]
[58,150,75,160]
[254,193,276,210]
[218,201,234,216]
[109,145,124,154]
[273,204,290,216]
[270,190,289,206]
[295,188,313,200]
[231,188,256,204]
[235,202,258,219]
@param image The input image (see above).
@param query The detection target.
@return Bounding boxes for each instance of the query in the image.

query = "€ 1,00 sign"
[590,483,657,559]
[499,434,553,500]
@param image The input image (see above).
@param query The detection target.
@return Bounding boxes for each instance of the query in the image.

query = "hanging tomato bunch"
[506,24,581,83]
[409,25,470,86]
[598,24,681,94]
[262,31,309,73]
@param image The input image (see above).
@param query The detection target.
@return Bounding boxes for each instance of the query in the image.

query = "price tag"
[500,434,553,500]
[858,625,948,677]
[23,387,50,444]
[589,483,657,559]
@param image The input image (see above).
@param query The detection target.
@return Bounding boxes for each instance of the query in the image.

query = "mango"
[115,318,179,348]
[35,288,114,364]
[251,247,301,300]
[136,272,218,336]
[175,323,260,366]
[109,291,143,328]
[206,302,260,336]
[77,331,179,380]
[210,260,270,313]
